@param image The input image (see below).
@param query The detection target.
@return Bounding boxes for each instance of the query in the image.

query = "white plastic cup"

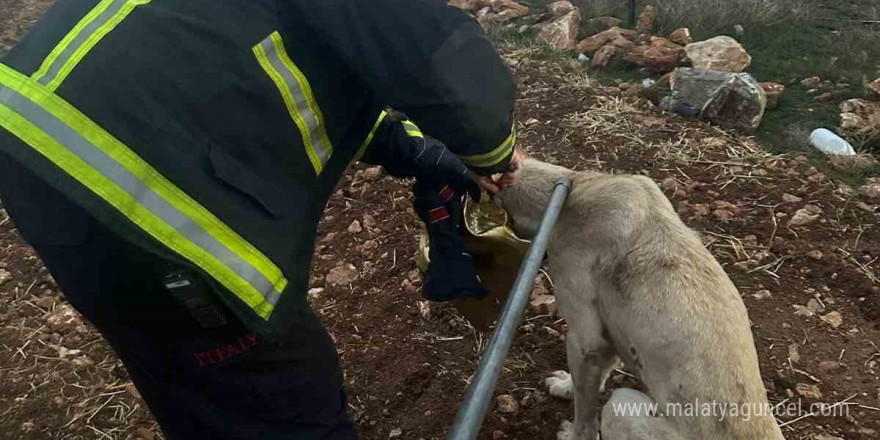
[810,128,856,156]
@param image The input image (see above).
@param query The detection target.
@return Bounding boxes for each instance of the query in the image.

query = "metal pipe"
[448,177,572,440]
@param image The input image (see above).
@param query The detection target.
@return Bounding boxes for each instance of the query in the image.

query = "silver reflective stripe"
[37,0,129,87]
[258,37,332,166]
[0,84,282,307]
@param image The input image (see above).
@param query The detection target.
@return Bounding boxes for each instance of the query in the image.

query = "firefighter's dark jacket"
[0,0,516,336]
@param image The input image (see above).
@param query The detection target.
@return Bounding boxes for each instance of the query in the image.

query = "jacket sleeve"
[287,0,517,175]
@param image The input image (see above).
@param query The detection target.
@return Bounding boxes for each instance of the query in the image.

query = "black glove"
[412,179,487,303]
[369,117,482,202]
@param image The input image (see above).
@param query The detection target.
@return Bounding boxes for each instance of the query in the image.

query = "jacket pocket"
[208,145,289,219]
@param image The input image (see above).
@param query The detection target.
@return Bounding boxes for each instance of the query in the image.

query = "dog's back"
[499,159,784,439]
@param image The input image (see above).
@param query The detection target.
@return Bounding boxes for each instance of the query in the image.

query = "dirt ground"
[1,3,879,440]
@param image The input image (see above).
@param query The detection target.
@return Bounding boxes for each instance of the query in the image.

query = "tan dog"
[495,159,784,440]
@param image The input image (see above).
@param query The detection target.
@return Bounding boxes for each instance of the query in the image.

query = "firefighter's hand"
[475,149,524,194]
[498,149,525,190]
[410,136,482,202]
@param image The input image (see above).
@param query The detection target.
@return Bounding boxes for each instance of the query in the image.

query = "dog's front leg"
[564,328,617,440]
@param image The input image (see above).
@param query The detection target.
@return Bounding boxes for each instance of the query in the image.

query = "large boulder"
[536,7,581,50]
[839,99,880,136]
[620,37,684,72]
[576,27,637,54]
[635,5,657,34]
[685,36,752,73]
[669,28,693,45]
[761,82,785,109]
[448,0,489,12]
[476,0,529,28]
[490,0,529,17]
[868,78,880,101]
[547,0,575,17]
[591,45,617,68]
[586,16,623,32]
[666,67,766,131]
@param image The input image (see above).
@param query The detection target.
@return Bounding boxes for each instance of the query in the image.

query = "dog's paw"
[556,420,574,440]
[545,370,573,400]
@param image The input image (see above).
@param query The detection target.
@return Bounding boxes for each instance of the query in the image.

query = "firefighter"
[0,0,521,438]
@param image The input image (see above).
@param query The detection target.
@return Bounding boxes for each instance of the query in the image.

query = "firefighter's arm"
[291,0,517,176]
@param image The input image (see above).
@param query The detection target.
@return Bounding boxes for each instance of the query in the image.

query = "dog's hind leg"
[559,318,617,440]
[601,388,683,440]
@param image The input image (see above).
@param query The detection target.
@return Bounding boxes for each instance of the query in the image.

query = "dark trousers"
[0,160,356,439]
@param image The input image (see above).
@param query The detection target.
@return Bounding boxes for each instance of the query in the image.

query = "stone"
[417,300,431,319]
[669,28,693,46]
[449,0,488,12]
[840,99,880,136]
[326,264,359,286]
[795,383,823,399]
[389,428,403,438]
[752,289,772,300]
[782,193,802,203]
[807,298,823,313]
[801,76,821,88]
[793,304,814,317]
[862,178,880,199]
[635,5,657,34]
[320,232,337,244]
[348,220,362,233]
[546,0,574,17]
[363,214,377,230]
[525,118,540,127]
[685,36,751,73]
[35,296,55,309]
[530,294,557,316]
[733,24,745,36]
[829,154,879,171]
[575,27,637,54]
[496,394,519,413]
[46,304,82,332]
[586,16,623,32]
[591,45,616,68]
[788,343,801,363]
[477,0,530,27]
[815,92,834,102]
[692,204,710,216]
[789,208,819,226]
[536,7,581,50]
[0,269,11,285]
[490,0,529,16]
[666,67,766,131]
[761,82,785,109]
[621,41,683,72]
[818,360,841,373]
[806,250,823,261]
[307,287,324,300]
[856,201,876,213]
[362,166,383,181]
[820,311,843,329]
[868,78,880,100]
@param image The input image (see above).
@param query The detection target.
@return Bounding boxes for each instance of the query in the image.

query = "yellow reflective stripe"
[354,110,388,162]
[32,0,151,91]
[459,125,516,168]
[0,64,286,319]
[401,120,423,138]
[253,31,333,175]
[32,0,116,82]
